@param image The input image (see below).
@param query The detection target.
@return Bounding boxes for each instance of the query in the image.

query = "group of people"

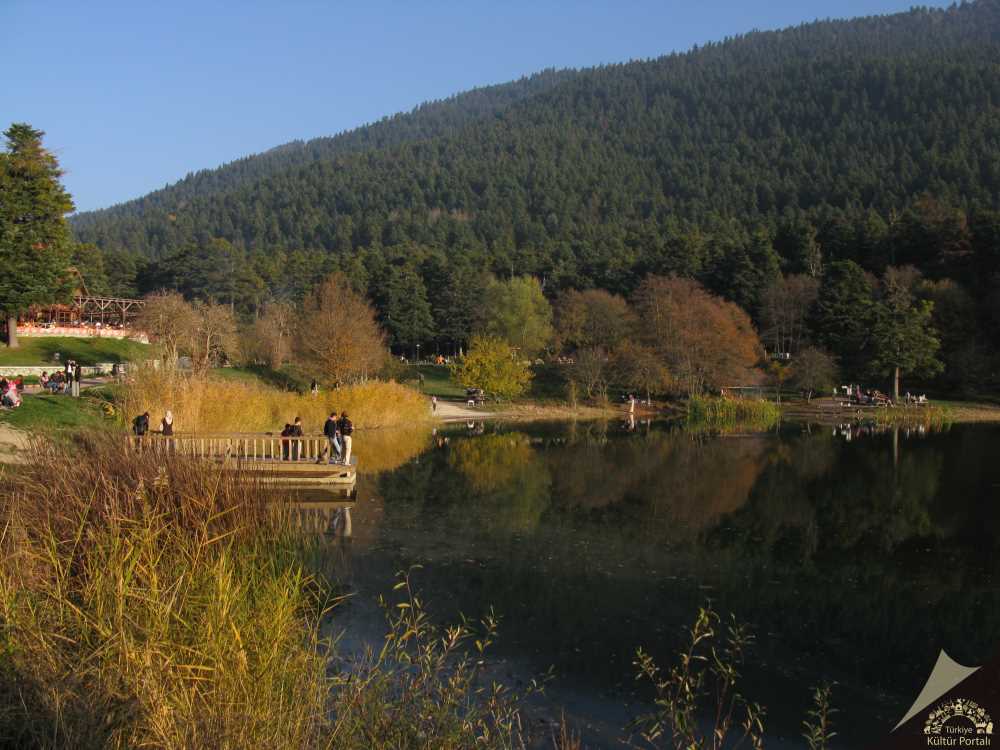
[838,385,931,408]
[128,409,356,465]
[0,376,23,408]
[855,386,893,406]
[281,411,354,464]
[40,361,82,396]
[322,411,353,465]
[131,410,174,437]
[279,412,354,464]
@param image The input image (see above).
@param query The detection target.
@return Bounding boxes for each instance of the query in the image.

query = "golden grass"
[0,435,332,748]
[117,368,432,433]
[0,435,541,749]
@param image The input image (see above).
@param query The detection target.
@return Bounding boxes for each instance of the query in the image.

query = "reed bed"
[0,434,331,749]
[117,368,431,434]
[686,395,781,432]
[0,435,538,749]
[871,403,951,427]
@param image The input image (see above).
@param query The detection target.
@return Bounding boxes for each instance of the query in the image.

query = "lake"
[303,418,1000,747]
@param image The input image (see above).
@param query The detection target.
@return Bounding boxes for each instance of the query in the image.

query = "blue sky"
[2,0,949,213]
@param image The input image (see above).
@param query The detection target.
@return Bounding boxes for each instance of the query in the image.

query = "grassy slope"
[410,365,466,399]
[0,391,110,431]
[0,337,150,367]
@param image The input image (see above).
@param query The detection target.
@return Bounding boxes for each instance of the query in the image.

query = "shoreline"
[432,398,629,423]
[431,395,1000,425]
[780,397,1000,424]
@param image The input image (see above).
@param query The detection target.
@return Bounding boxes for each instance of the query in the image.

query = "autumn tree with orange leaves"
[295,273,388,385]
[634,276,762,396]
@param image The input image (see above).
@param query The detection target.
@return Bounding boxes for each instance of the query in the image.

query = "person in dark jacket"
[72,362,82,398]
[338,412,354,465]
[280,423,291,460]
[289,417,304,460]
[323,411,341,464]
[132,412,150,436]
[132,412,150,450]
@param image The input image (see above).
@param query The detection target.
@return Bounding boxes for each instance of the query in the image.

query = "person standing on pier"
[339,411,353,465]
[289,417,304,460]
[324,411,341,464]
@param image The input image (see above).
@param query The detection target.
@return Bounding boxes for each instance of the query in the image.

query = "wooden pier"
[133,433,357,485]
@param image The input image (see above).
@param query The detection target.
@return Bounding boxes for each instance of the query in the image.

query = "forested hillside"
[73,69,577,222]
[67,1,1000,391]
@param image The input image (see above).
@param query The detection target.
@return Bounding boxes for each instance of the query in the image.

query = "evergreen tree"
[383,265,434,353]
[0,123,75,346]
[871,268,943,400]
[811,261,877,378]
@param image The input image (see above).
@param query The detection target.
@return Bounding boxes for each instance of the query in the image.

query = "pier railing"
[131,433,335,463]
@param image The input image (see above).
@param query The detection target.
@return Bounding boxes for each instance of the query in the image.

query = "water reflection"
[321,420,1000,746]
[280,484,356,535]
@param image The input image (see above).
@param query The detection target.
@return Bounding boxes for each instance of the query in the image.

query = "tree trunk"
[893,366,900,402]
[6,316,18,348]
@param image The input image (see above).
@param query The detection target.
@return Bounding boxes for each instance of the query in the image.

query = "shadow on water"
[295,419,1000,747]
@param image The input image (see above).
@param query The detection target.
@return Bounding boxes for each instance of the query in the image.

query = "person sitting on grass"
[2,381,21,409]
[40,371,49,390]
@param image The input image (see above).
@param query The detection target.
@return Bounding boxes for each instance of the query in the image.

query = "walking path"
[433,400,496,421]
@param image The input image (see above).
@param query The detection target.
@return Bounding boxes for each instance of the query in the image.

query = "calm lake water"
[303,419,1000,747]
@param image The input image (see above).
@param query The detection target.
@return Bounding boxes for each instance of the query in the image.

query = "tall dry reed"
[0,435,542,749]
[686,395,781,431]
[117,368,431,433]
[0,434,332,749]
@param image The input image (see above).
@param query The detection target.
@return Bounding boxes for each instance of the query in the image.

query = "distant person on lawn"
[324,411,341,464]
[72,362,82,398]
[2,381,20,409]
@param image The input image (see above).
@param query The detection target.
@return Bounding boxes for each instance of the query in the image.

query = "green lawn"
[0,391,111,431]
[407,362,572,402]
[409,364,467,399]
[0,337,151,367]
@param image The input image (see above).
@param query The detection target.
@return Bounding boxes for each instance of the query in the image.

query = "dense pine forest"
[68,1,1000,392]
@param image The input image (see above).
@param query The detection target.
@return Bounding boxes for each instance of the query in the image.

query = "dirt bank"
[0,423,28,463]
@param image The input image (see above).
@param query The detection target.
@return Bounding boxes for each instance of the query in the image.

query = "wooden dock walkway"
[132,433,357,485]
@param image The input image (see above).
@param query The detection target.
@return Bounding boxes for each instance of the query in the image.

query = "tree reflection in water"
[338,420,1000,746]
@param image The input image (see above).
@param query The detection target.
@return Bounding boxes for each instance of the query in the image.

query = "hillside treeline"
[67,1,1000,391]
